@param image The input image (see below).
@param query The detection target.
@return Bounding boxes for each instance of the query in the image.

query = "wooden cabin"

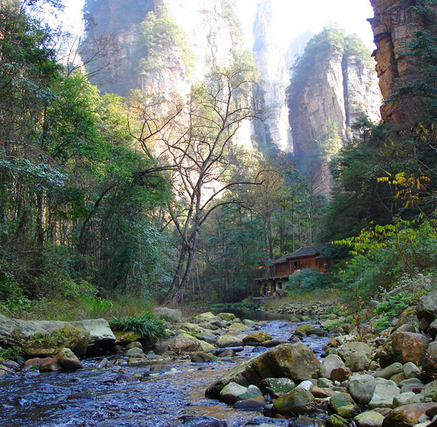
[255,246,331,296]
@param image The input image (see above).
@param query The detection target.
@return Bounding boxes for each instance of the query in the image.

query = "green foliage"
[0,346,21,362]
[335,219,437,301]
[109,313,167,341]
[285,269,330,293]
[136,9,195,76]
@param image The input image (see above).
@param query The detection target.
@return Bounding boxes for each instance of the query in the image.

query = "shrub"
[285,269,329,293]
[109,313,167,341]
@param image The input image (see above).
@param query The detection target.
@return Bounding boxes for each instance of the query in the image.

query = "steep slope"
[369,0,437,122]
[83,0,242,99]
[287,29,381,196]
[252,0,292,152]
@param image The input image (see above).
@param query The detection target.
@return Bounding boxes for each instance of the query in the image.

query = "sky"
[59,0,375,51]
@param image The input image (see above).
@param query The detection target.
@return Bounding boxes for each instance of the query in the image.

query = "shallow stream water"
[0,315,330,427]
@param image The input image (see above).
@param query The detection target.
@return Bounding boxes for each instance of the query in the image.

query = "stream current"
[0,316,330,427]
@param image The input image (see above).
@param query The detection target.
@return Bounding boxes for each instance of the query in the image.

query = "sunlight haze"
[62,0,375,50]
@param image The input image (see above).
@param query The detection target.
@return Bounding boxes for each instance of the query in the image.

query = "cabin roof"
[272,246,320,264]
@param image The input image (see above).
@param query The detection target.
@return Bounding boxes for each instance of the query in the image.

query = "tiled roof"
[272,246,320,264]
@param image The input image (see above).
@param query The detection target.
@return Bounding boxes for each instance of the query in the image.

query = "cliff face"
[83,0,241,98]
[369,0,436,122]
[288,30,381,196]
[252,0,292,152]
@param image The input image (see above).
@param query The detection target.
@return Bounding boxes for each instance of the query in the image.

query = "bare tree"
[130,59,261,304]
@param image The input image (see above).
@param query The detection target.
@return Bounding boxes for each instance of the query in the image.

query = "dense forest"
[1,0,437,320]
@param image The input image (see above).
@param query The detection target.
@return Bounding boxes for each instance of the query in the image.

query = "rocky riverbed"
[1,290,437,426]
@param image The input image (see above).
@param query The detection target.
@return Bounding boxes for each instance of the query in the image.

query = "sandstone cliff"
[287,29,381,196]
[83,0,242,99]
[252,0,292,152]
[369,0,437,122]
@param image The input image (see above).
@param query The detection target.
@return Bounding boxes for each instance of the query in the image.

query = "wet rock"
[243,332,272,346]
[169,334,201,353]
[0,314,90,357]
[311,386,337,398]
[216,334,244,348]
[348,374,378,405]
[422,341,437,381]
[243,319,257,327]
[294,324,319,337]
[191,352,216,363]
[97,357,109,369]
[326,414,350,427]
[219,382,262,404]
[113,330,141,345]
[0,364,15,378]
[125,347,145,358]
[126,341,143,350]
[24,357,53,370]
[205,343,320,399]
[217,313,236,321]
[70,319,115,350]
[56,348,83,370]
[382,403,437,427]
[228,323,249,332]
[320,354,347,379]
[259,377,296,398]
[391,332,430,365]
[330,392,360,418]
[233,398,265,410]
[374,362,403,379]
[273,387,315,415]
[179,415,227,426]
[369,380,400,409]
[354,410,385,427]
[153,307,182,322]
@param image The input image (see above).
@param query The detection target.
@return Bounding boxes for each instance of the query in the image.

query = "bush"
[285,269,329,293]
[109,313,167,341]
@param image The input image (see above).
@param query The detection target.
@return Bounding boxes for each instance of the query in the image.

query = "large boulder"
[348,374,379,405]
[382,403,437,427]
[205,342,320,399]
[219,382,262,404]
[0,314,89,357]
[391,332,430,365]
[168,334,201,353]
[70,319,115,349]
[368,380,400,409]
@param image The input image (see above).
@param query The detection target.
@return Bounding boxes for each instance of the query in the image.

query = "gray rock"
[219,382,262,404]
[70,319,116,348]
[320,354,346,379]
[348,374,378,405]
[216,333,244,348]
[338,342,372,371]
[368,380,400,408]
[205,343,320,399]
[393,392,416,408]
[0,314,91,357]
[374,362,403,379]
[168,334,201,353]
[354,410,385,427]
[403,361,421,379]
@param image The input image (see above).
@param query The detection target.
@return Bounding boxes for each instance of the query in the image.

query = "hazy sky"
[60,0,375,51]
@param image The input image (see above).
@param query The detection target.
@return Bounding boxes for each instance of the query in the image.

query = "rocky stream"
[2,290,437,427]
